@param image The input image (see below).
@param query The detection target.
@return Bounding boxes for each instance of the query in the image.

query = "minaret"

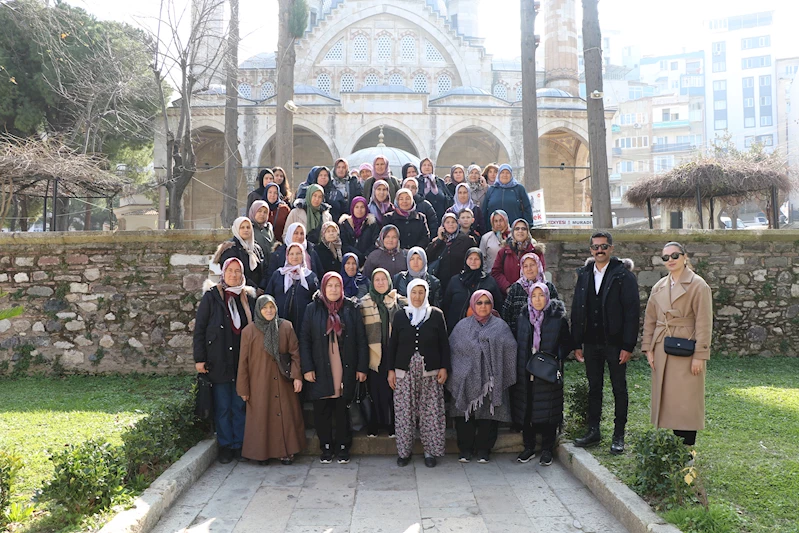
[446,0,480,39]
[191,0,227,88]
[543,0,580,96]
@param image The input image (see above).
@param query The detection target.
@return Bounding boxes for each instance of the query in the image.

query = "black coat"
[441,272,503,332]
[512,300,573,426]
[265,243,324,284]
[570,257,640,353]
[414,194,439,237]
[422,178,453,221]
[215,239,265,289]
[393,271,442,308]
[501,280,559,339]
[383,210,430,250]
[299,294,368,401]
[264,270,319,340]
[192,283,256,384]
[315,243,342,274]
[425,233,478,294]
[339,214,381,265]
[387,307,450,372]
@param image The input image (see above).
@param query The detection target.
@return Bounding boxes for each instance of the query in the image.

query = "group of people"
[193,154,713,470]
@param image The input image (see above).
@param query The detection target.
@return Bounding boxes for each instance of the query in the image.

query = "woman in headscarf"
[402,176,438,238]
[446,164,468,197]
[501,252,559,338]
[393,246,442,307]
[264,183,291,244]
[272,166,293,203]
[448,290,517,463]
[214,217,265,290]
[247,168,275,212]
[237,295,306,465]
[482,163,499,187]
[299,272,368,464]
[442,248,502,332]
[299,166,349,223]
[446,183,485,236]
[194,258,256,463]
[479,210,510,275]
[425,212,478,294]
[358,162,373,186]
[513,283,573,467]
[341,253,369,299]
[363,224,408,279]
[359,268,407,438]
[368,179,394,224]
[266,222,324,281]
[339,196,381,265]
[492,219,546,296]
[363,154,400,201]
[467,164,488,207]
[383,188,430,249]
[387,279,450,468]
[249,200,275,267]
[481,164,533,230]
[418,157,452,221]
[264,242,319,340]
[285,183,333,244]
[331,158,364,217]
[316,221,343,274]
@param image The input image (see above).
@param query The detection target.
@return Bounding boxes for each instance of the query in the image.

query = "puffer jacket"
[339,213,381,265]
[383,210,430,250]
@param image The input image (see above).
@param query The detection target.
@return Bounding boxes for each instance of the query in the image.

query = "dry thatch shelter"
[624,155,794,229]
[0,135,131,229]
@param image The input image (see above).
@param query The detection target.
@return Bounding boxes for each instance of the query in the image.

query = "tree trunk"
[19,195,28,232]
[222,0,240,227]
[276,0,296,187]
[520,0,541,193]
[84,199,92,230]
[582,0,612,229]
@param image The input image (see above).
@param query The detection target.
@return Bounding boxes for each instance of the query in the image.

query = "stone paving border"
[556,442,682,533]
[98,439,218,533]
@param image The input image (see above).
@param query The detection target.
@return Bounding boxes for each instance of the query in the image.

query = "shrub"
[0,450,23,527]
[663,503,743,533]
[564,375,590,437]
[39,439,127,515]
[633,428,692,504]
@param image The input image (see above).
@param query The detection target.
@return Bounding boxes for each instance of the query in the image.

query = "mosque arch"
[434,119,517,168]
[258,126,336,186]
[344,119,424,156]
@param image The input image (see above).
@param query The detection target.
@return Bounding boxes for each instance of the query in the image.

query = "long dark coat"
[442,272,502,333]
[264,271,319,340]
[500,280,559,338]
[425,232,478,294]
[383,210,430,250]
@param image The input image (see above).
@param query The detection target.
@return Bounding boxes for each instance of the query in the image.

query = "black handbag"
[195,373,214,420]
[663,317,696,357]
[526,351,563,385]
[348,380,375,432]
[276,353,293,381]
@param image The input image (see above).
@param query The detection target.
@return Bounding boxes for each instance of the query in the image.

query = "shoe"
[610,435,625,455]
[539,450,553,466]
[424,456,437,468]
[258,459,269,466]
[337,445,350,464]
[320,444,333,464]
[458,453,471,463]
[388,425,396,438]
[233,448,244,461]
[477,452,489,464]
[397,455,411,467]
[366,431,378,438]
[574,427,601,448]
[218,447,233,464]
[281,457,294,466]
[517,448,536,463]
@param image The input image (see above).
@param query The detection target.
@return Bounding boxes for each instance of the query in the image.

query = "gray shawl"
[447,314,517,420]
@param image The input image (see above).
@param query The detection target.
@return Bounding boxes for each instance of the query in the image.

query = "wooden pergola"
[624,156,794,229]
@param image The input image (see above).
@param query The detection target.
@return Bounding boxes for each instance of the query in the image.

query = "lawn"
[564,356,799,533]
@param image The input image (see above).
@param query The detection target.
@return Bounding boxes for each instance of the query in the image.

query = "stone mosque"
[164,0,611,229]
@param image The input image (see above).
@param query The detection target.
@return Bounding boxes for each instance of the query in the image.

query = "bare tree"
[520,0,541,193]
[221,0,239,227]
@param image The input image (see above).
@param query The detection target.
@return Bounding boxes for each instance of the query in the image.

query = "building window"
[377,35,392,62]
[742,77,754,89]
[316,73,331,95]
[760,95,772,106]
[671,80,679,89]
[659,60,667,70]
[353,34,368,62]
[743,98,754,108]
[493,84,507,100]
[756,134,774,146]
[712,61,726,73]
[260,82,275,99]
[437,74,452,94]
[662,108,671,121]
[515,84,523,102]
[760,115,773,126]
[760,75,771,86]
[388,73,404,86]
[425,41,445,62]
[712,42,725,55]
[618,161,634,173]
[401,35,416,62]
[323,40,343,62]
[628,87,643,100]
[412,74,428,93]
[340,73,355,93]
[655,155,674,172]
[712,100,727,110]
[714,119,727,130]
[742,35,771,49]
[713,80,727,91]
[745,117,755,128]
[237,83,252,99]
[364,73,379,86]
[670,61,679,70]
[744,136,754,148]
[742,55,772,69]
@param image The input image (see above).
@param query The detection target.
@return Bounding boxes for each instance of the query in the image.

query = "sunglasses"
[661,252,684,262]
[590,243,611,251]
[475,300,492,306]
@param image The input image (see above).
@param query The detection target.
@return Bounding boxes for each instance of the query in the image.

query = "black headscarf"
[458,247,485,290]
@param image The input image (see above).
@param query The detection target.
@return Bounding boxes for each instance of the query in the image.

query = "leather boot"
[574,427,601,448]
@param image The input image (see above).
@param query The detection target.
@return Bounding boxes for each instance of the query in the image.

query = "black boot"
[574,427,601,448]
[610,434,625,455]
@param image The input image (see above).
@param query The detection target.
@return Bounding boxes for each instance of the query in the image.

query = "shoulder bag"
[276,353,294,380]
[663,315,695,357]
[347,380,375,432]
[526,351,563,385]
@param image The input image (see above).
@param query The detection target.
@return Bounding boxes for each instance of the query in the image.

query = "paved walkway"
[152,454,630,533]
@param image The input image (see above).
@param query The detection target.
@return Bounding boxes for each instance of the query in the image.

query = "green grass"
[565,357,799,533]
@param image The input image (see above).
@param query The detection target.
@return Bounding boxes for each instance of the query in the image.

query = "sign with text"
[529,189,546,227]
[545,213,595,228]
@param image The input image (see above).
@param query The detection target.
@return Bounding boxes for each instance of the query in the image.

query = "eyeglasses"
[590,243,611,251]
[513,227,528,232]
[661,252,684,262]
[475,300,492,306]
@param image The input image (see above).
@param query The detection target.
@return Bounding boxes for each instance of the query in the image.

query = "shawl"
[220,258,246,332]
[406,247,428,279]
[528,282,551,352]
[248,200,270,223]
[405,278,432,326]
[517,252,545,295]
[452,183,476,213]
[320,221,343,261]
[232,217,259,271]
[492,163,519,189]
[341,253,366,298]
[372,155,391,181]
[441,213,460,243]
[362,268,404,371]
[349,196,368,238]
[393,188,416,218]
[278,242,311,293]
[369,179,392,223]
[305,184,325,236]
[377,224,402,257]
[447,313,517,421]
[319,272,344,336]
[490,209,510,241]
[253,295,284,363]
[459,247,485,290]
[419,157,438,195]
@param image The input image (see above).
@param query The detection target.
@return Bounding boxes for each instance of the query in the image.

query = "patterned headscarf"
[419,157,438,195]
[278,242,311,293]
[490,209,511,241]
[452,183,476,213]
[369,179,392,223]
[518,252,545,295]
[441,212,460,243]
[393,188,416,218]
[469,289,497,325]
[377,225,401,256]
[372,155,391,181]
[320,221,343,262]
[319,272,344,336]
[349,196,369,238]
[528,282,550,353]
[253,295,283,361]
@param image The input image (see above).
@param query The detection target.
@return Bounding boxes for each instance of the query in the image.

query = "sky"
[65,0,799,66]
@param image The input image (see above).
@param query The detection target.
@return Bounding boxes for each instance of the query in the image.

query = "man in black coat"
[570,231,640,455]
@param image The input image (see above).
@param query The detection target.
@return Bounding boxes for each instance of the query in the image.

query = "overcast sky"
[66,0,799,64]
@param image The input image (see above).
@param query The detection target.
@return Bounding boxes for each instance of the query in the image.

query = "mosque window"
[437,74,452,94]
[341,73,355,92]
[260,82,275,99]
[377,35,392,62]
[324,40,343,62]
[237,83,252,99]
[425,41,445,62]
[413,73,428,93]
[322,0,332,11]
[353,34,368,62]
[365,72,380,86]
[515,84,523,102]
[401,35,416,62]
[316,73,331,94]
[493,83,507,100]
[389,73,404,86]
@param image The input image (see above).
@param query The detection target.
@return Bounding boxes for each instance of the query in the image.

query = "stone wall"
[1,229,796,374]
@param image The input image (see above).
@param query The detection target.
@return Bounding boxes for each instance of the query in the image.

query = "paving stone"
[471,485,524,516]
[233,487,300,533]
[481,512,535,533]
[293,487,355,509]
[285,507,353,527]
[512,486,570,518]
[352,489,419,518]
[422,516,488,532]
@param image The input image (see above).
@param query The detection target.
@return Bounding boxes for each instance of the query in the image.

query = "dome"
[240,52,276,70]
[294,84,338,98]
[345,145,420,178]
[536,87,574,98]
[433,86,491,98]
[356,84,416,94]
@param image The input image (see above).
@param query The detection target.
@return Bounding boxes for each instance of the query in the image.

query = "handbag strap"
[664,313,696,340]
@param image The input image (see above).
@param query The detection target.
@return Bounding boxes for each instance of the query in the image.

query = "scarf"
[264,183,282,212]
[508,218,532,255]
[405,278,432,327]
[393,188,416,218]
[372,155,391,181]
[341,253,366,298]
[518,252,545,295]
[348,196,369,238]
[469,289,499,325]
[492,163,519,189]
[220,258,246,333]
[377,224,401,257]
[253,295,284,362]
[333,158,350,196]
[319,272,344,336]
[459,247,485,290]
[305,184,325,237]
[441,213,460,243]
[406,247,428,279]
[419,157,438,195]
[490,209,511,241]
[528,282,550,353]
[232,216,259,271]
[365,268,400,371]
[320,221,343,261]
[278,242,311,293]
[452,183,476,213]
[369,180,392,223]
[401,163,419,180]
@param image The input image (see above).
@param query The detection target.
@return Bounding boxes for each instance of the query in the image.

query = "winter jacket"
[284,203,333,245]
[512,300,573,426]
[383,210,430,250]
[425,233,478,294]
[482,184,533,229]
[479,231,506,275]
[315,243,342,274]
[387,307,450,372]
[264,270,319,340]
[252,222,275,267]
[268,202,291,244]
[393,271,442,308]
[491,243,546,296]
[339,213,381,265]
[299,294,368,402]
[363,174,401,202]
[265,243,324,285]
[501,280,559,338]
[414,194,439,237]
[442,272,503,333]
[571,257,639,353]
[362,248,408,280]
[193,281,256,384]
[445,204,485,237]
[214,239,265,289]
[421,177,453,221]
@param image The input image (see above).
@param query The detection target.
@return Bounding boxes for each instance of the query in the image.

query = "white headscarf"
[283,222,307,249]
[405,278,433,327]
[278,242,311,293]
[220,258,246,330]
[232,216,259,271]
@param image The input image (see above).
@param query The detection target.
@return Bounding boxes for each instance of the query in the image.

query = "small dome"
[356,85,416,94]
[293,84,338,98]
[536,87,574,98]
[345,146,420,178]
[240,52,276,70]
[434,86,491,98]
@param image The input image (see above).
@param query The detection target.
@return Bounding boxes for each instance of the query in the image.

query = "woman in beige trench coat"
[641,242,713,446]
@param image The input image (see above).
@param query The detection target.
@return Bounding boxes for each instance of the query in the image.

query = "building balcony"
[653,120,691,129]
[612,147,623,156]
[609,173,622,182]
[611,124,621,133]
[651,142,695,153]
[611,196,624,206]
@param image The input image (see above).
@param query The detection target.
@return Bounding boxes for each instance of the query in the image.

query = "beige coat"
[641,268,713,431]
